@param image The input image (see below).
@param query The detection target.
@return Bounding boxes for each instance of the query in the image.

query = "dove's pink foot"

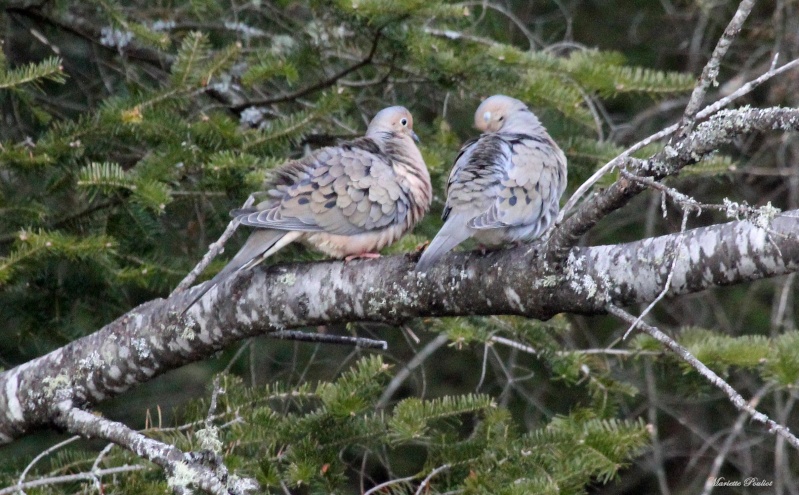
[344,252,382,262]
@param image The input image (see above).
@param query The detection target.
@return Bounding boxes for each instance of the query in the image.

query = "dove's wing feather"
[444,134,508,213]
[416,95,567,271]
[234,143,411,237]
[184,106,431,312]
[468,133,564,233]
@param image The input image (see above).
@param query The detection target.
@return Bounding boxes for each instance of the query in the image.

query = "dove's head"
[474,95,538,133]
[367,106,419,143]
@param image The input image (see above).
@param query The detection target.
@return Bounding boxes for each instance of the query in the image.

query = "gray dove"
[415,95,567,271]
[184,106,431,312]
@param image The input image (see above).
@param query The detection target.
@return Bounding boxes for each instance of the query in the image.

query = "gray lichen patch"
[277,271,297,286]
[167,461,195,492]
[503,287,525,311]
[392,282,421,310]
[42,374,73,400]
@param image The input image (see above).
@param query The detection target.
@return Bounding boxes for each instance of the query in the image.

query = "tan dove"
[184,106,431,312]
[415,95,567,271]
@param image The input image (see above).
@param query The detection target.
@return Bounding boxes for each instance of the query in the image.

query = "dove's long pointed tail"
[181,229,290,314]
[415,214,472,272]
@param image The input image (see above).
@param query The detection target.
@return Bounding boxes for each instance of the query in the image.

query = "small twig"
[489,335,538,355]
[559,55,799,220]
[144,412,242,434]
[206,375,222,428]
[572,348,662,356]
[476,341,490,392]
[489,334,661,357]
[414,464,450,495]
[622,208,690,340]
[90,442,118,492]
[644,360,671,495]
[363,473,417,495]
[459,1,540,49]
[268,330,388,349]
[15,435,82,493]
[608,305,799,451]
[377,333,449,408]
[423,27,499,47]
[223,339,253,374]
[172,195,255,295]
[619,169,700,208]
[0,465,148,495]
[677,0,755,134]
[700,385,770,495]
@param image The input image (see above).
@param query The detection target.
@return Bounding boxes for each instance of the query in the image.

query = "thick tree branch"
[549,106,799,260]
[0,208,796,444]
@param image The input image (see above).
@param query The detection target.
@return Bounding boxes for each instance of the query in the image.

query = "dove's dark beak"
[412,131,420,143]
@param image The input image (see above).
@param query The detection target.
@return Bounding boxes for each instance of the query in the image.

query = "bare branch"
[677,0,755,135]
[549,106,799,260]
[15,435,81,492]
[377,333,450,407]
[52,405,259,495]
[173,195,254,295]
[700,385,770,495]
[415,464,451,495]
[458,1,540,49]
[560,56,799,220]
[269,330,388,349]
[0,465,148,495]
[608,305,799,450]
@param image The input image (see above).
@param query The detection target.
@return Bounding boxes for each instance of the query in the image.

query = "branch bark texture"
[0,208,796,444]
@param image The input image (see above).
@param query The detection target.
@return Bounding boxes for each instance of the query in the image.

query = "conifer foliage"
[1,0,798,494]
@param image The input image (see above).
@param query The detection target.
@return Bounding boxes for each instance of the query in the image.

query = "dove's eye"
[498,116,504,121]
[400,118,408,126]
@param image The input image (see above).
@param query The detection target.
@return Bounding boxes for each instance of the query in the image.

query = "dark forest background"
[1,1,798,493]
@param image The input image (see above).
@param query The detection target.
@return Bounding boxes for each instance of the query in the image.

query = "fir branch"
[229,29,383,112]
[77,161,133,191]
[170,31,211,88]
[77,162,172,212]
[389,395,495,440]
[0,230,115,284]
[0,57,66,90]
